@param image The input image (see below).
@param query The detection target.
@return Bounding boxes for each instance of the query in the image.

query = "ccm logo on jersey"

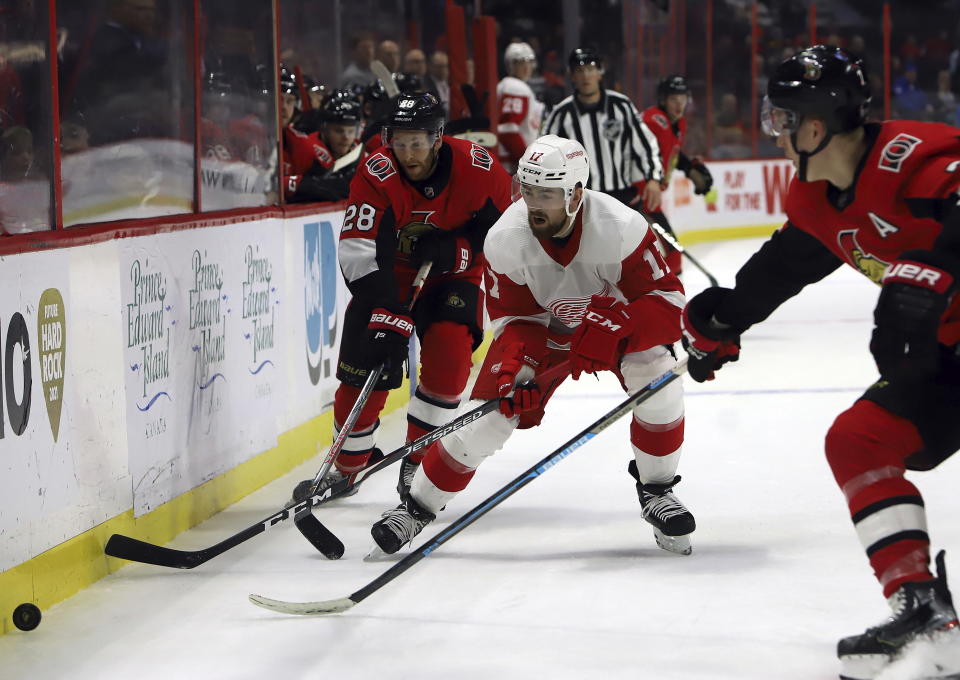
[883,261,955,293]
[878,134,922,173]
[584,311,623,331]
[366,153,397,181]
[471,144,493,170]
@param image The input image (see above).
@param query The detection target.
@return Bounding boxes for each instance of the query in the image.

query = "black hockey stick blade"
[250,360,687,615]
[290,361,572,558]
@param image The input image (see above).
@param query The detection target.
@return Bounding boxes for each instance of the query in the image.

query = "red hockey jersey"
[642,106,687,186]
[339,136,513,296]
[282,124,335,198]
[785,120,960,344]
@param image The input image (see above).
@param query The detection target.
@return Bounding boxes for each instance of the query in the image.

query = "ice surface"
[2,238,958,680]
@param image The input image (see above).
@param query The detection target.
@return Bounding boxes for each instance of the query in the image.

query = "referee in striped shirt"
[542,47,664,211]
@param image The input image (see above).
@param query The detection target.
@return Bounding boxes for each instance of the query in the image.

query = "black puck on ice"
[12,603,41,631]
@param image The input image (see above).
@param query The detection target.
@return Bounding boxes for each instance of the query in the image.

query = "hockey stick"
[103,360,569,570]
[249,358,688,615]
[647,221,719,287]
[292,263,432,556]
[293,360,571,557]
[370,60,400,98]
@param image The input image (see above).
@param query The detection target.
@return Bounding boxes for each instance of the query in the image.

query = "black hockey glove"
[870,251,957,382]
[681,287,742,383]
[367,304,414,371]
[688,158,713,196]
[409,228,473,274]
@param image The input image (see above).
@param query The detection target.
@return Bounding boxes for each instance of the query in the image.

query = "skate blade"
[653,529,692,556]
[839,652,891,680]
[363,544,392,562]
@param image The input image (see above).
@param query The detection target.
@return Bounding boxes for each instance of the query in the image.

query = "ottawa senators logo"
[878,133,922,173]
[470,144,493,171]
[397,221,437,255]
[365,152,396,181]
[313,144,333,166]
[652,113,670,130]
[837,229,890,284]
[445,293,466,309]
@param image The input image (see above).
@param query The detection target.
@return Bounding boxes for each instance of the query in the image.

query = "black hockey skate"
[370,493,436,555]
[397,457,420,498]
[838,551,960,680]
[288,449,384,506]
[627,460,696,555]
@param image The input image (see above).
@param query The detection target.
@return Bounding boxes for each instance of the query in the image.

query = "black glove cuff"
[687,288,746,341]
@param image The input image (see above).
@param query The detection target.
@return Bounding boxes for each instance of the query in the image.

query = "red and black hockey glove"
[367,305,414,370]
[410,228,473,275]
[681,287,742,383]
[496,342,543,418]
[570,295,633,379]
[870,251,957,382]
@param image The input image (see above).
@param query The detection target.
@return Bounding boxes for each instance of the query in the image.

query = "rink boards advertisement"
[0,208,347,572]
[662,157,795,235]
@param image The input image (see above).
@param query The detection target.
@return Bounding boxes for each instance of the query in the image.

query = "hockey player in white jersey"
[497,42,545,173]
[370,134,695,556]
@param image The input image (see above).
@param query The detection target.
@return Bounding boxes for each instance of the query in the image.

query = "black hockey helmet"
[321,90,362,125]
[763,45,870,137]
[279,64,298,96]
[568,47,604,72]
[656,74,689,103]
[394,71,424,94]
[382,93,445,148]
[763,45,870,181]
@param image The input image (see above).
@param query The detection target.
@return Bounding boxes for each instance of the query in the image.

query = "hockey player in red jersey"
[496,42,545,173]
[290,93,512,502]
[369,134,695,557]
[289,91,365,202]
[681,46,960,679]
[639,75,714,274]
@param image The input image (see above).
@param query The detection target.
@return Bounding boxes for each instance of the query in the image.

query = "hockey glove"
[367,305,414,371]
[870,251,957,382]
[681,287,742,383]
[570,296,633,379]
[688,158,714,196]
[403,225,473,275]
[496,342,543,418]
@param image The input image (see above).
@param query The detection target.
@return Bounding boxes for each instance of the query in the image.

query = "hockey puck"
[12,603,41,631]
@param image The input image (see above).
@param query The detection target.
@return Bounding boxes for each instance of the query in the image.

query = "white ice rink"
[2,237,959,680]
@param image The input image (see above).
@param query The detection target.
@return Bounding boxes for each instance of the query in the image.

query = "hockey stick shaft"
[303,262,431,499]
[647,221,719,287]
[249,359,686,614]
[104,359,570,569]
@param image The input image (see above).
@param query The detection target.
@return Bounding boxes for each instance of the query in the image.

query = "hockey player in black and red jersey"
[680,45,960,679]
[368,134,695,557]
[291,92,512,502]
[638,75,714,274]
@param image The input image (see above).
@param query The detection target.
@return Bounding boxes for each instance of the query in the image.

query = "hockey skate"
[838,551,960,680]
[370,493,436,556]
[627,460,696,555]
[397,457,420,498]
[288,449,384,507]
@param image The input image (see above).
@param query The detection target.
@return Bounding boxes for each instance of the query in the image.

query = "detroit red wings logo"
[837,230,890,284]
[547,284,611,326]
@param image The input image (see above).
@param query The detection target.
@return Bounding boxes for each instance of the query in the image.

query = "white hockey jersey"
[483,190,685,348]
[496,76,545,167]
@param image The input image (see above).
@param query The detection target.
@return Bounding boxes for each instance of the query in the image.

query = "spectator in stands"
[933,69,957,124]
[848,34,866,58]
[893,64,931,118]
[376,40,401,73]
[61,118,91,155]
[0,126,39,180]
[539,49,568,109]
[341,33,376,90]
[712,92,748,159]
[424,51,450,114]
[404,49,428,79]
[899,33,922,64]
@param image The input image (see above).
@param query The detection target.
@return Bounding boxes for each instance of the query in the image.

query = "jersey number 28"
[342,203,377,232]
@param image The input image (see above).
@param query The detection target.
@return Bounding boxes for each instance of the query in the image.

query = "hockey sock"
[332,384,389,473]
[406,387,460,463]
[415,441,477,513]
[630,415,684,483]
[826,400,932,597]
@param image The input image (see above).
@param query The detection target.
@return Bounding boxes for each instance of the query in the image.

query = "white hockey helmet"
[516,134,589,216]
[504,42,536,67]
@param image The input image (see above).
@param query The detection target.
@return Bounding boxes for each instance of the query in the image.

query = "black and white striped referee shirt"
[541,90,663,192]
